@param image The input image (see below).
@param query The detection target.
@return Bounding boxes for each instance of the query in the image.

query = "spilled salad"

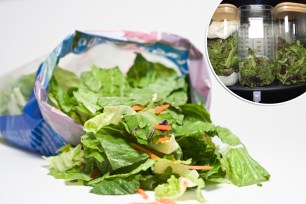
[45,53,270,203]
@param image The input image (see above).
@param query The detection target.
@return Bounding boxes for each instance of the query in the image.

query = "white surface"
[1,0,306,204]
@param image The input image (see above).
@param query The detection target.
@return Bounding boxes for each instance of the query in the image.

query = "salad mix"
[207,35,239,77]
[276,37,306,85]
[239,49,276,87]
[45,53,270,202]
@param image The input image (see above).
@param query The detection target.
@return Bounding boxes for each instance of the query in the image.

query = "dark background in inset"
[221,0,306,7]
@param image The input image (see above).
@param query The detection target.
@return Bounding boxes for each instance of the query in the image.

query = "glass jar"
[207,4,239,86]
[273,2,306,85]
[238,5,276,87]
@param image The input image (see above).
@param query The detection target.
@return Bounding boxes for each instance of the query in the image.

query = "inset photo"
[207,0,306,103]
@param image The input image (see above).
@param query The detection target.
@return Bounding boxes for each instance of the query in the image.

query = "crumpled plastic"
[207,21,238,39]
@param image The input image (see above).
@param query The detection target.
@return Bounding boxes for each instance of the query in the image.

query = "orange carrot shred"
[153,124,172,131]
[130,143,159,159]
[157,198,177,204]
[155,104,170,114]
[132,105,145,111]
[187,165,213,170]
[137,188,149,200]
[157,136,170,143]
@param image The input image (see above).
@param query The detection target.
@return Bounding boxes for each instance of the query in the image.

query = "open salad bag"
[0,30,211,156]
[0,30,270,202]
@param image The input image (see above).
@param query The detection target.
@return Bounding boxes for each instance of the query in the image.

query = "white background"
[0,0,305,204]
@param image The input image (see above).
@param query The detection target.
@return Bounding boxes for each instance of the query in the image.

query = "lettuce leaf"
[212,128,270,186]
[73,89,101,115]
[179,104,212,124]
[89,159,155,185]
[90,175,140,195]
[49,166,92,182]
[81,65,130,96]
[124,107,183,144]
[129,77,188,106]
[222,147,270,186]
[83,105,135,133]
[48,67,83,122]
[127,53,177,88]
[154,175,205,203]
[44,144,84,172]
[215,126,241,146]
[98,130,149,170]
[148,134,180,154]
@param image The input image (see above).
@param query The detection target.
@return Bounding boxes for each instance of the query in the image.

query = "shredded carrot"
[130,143,159,159]
[157,198,177,204]
[187,165,213,170]
[136,188,149,200]
[155,104,170,114]
[157,136,170,143]
[132,105,145,111]
[153,124,172,131]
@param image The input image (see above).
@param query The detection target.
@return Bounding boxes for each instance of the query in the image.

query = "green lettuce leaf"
[44,145,84,172]
[175,121,216,138]
[179,104,212,124]
[48,67,81,121]
[73,89,102,115]
[81,65,130,96]
[154,174,205,203]
[175,124,224,181]
[222,147,270,186]
[97,129,149,170]
[89,159,155,185]
[90,176,140,195]
[212,127,270,186]
[129,77,187,106]
[97,96,134,107]
[148,134,180,154]
[83,105,135,133]
[215,126,241,146]
[51,67,80,91]
[124,107,183,144]
[127,53,177,88]
[49,166,92,182]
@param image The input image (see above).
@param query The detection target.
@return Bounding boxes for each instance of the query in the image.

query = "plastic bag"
[0,30,211,156]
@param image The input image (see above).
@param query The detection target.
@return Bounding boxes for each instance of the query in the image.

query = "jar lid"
[212,4,238,21]
[273,2,306,20]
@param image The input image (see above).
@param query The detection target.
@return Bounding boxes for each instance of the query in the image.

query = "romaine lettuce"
[45,53,270,203]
